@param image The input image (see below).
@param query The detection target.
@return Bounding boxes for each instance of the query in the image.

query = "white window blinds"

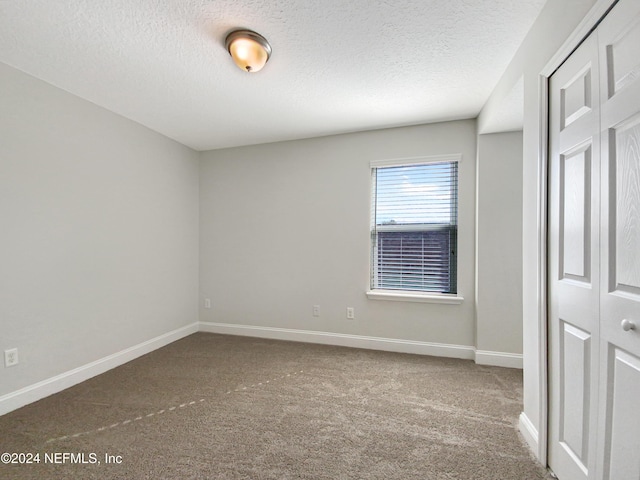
[371,158,458,294]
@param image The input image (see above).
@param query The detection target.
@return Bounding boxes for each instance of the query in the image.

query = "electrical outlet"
[204,298,211,309]
[312,305,320,317]
[4,348,18,367]
[346,307,355,320]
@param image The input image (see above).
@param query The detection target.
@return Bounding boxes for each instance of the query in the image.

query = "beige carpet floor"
[0,333,551,479]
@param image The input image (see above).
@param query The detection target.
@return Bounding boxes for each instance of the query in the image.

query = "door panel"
[548,32,601,480]
[597,2,640,478]
[611,116,640,294]
[561,143,592,281]
[604,15,640,98]
[562,67,593,129]
[559,321,592,472]
[601,348,640,480]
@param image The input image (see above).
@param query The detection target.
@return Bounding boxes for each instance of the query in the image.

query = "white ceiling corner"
[0,0,547,151]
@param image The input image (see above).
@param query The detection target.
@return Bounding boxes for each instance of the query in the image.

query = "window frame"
[367,155,464,305]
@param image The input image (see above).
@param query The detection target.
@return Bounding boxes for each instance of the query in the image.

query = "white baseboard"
[475,350,523,369]
[199,322,477,360]
[0,322,199,417]
[200,323,524,369]
[519,412,540,459]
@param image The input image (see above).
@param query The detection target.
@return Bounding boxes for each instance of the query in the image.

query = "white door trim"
[535,0,620,467]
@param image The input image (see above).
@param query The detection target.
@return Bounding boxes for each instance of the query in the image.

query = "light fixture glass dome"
[225,30,272,73]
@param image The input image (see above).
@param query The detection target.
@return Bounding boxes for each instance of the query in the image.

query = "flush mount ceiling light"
[225,29,272,73]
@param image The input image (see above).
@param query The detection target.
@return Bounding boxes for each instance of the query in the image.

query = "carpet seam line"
[44,369,305,444]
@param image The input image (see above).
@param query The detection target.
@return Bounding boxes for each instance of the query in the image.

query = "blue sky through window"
[375,162,457,226]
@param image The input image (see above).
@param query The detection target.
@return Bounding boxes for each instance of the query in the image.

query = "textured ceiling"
[0,0,546,151]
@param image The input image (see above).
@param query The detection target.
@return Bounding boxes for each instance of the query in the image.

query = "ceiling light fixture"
[225,29,272,73]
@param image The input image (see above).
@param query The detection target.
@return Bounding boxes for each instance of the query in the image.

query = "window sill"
[366,290,464,305]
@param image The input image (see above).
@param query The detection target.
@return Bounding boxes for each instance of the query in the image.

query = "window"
[370,156,459,297]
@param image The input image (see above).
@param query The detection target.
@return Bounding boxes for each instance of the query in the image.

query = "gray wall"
[200,120,478,348]
[476,132,523,355]
[0,62,200,397]
[478,0,600,459]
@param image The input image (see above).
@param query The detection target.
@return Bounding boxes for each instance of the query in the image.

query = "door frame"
[535,0,618,467]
